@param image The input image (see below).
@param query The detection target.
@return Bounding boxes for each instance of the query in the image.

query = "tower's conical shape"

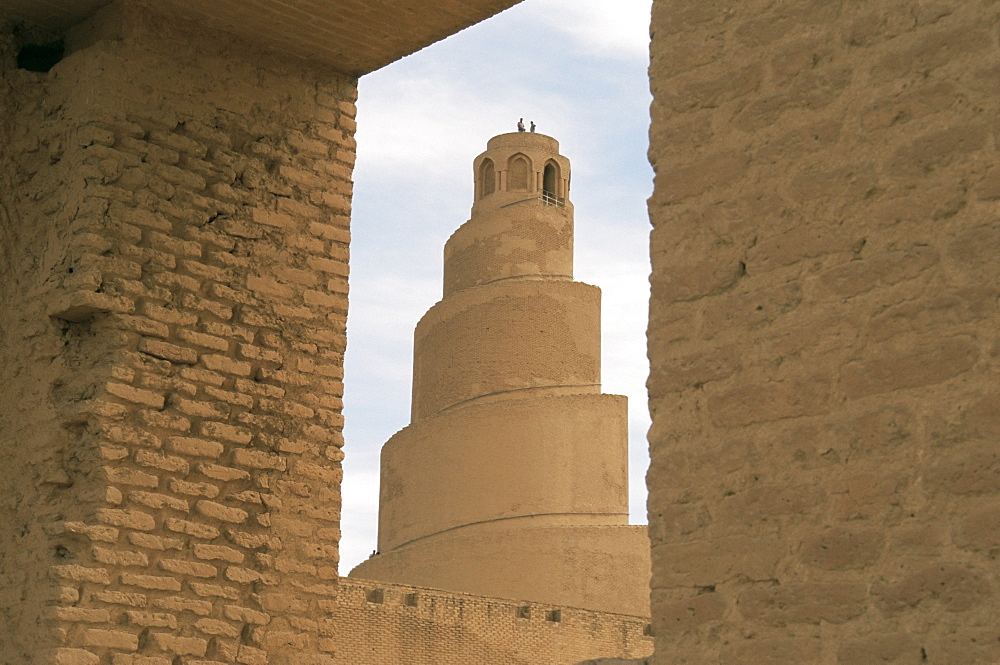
[351,131,650,617]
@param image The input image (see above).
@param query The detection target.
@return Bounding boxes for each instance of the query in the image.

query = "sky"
[340,0,654,574]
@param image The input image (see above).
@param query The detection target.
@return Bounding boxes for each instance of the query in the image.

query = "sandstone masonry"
[1,6,355,662]
[646,1,1000,663]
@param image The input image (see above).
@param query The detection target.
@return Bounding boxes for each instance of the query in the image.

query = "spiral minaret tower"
[351,131,650,616]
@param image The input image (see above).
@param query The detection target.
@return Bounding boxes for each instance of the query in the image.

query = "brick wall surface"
[0,5,357,663]
[647,1,999,664]
[0,29,92,662]
[330,579,652,664]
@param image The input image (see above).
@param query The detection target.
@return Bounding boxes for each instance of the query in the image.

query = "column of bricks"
[6,8,359,664]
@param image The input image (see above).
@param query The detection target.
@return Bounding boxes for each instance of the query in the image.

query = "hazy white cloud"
[338,467,382,572]
[522,0,652,61]
[356,72,577,188]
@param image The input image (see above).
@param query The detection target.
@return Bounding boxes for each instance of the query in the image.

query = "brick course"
[331,579,651,664]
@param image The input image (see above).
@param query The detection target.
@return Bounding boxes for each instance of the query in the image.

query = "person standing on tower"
[517,118,525,132]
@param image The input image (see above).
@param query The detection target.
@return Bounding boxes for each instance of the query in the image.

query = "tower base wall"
[378,393,629,551]
[352,523,651,617]
[330,578,652,665]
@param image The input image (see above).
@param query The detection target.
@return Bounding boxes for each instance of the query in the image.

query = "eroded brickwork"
[0,29,105,662]
[647,1,999,664]
[1,5,356,663]
[331,579,652,664]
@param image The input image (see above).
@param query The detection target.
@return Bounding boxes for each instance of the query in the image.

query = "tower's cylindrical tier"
[378,392,629,552]
[443,200,573,297]
[352,523,651,617]
[411,279,601,420]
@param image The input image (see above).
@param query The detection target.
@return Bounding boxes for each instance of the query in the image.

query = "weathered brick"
[179,293,234,320]
[236,645,268,665]
[246,275,295,300]
[304,289,347,310]
[841,337,980,398]
[168,477,221,498]
[194,544,245,564]
[105,382,165,408]
[194,618,241,637]
[125,611,177,629]
[952,504,1000,554]
[159,558,218,578]
[738,582,867,625]
[177,328,230,352]
[224,566,263,584]
[198,421,252,445]
[128,491,189,512]
[233,449,286,471]
[203,386,254,408]
[93,590,148,608]
[293,460,340,484]
[873,564,988,614]
[51,607,112,623]
[720,637,821,665]
[238,343,283,363]
[120,315,170,338]
[92,546,149,567]
[925,445,1000,495]
[135,450,190,474]
[143,302,198,326]
[234,378,285,398]
[202,354,253,377]
[139,338,199,365]
[120,573,182,592]
[708,376,830,427]
[48,648,101,665]
[179,367,227,387]
[251,208,295,229]
[151,596,213,616]
[197,462,251,482]
[223,605,270,624]
[837,633,922,665]
[149,634,208,657]
[196,500,249,524]
[167,436,225,459]
[82,629,139,650]
[308,222,349,244]
[103,424,163,449]
[139,409,192,432]
[164,518,220,540]
[96,509,156,531]
[800,526,883,570]
[190,582,241,600]
[127,532,183,551]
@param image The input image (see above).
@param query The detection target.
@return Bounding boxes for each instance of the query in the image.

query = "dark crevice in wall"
[16,40,65,72]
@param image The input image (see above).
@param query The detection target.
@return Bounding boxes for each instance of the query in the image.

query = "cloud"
[356,72,577,184]
[522,0,652,61]
[338,467,382,572]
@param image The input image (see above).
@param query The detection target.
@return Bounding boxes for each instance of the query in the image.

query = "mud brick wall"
[329,579,652,665]
[647,1,999,664]
[0,6,356,664]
